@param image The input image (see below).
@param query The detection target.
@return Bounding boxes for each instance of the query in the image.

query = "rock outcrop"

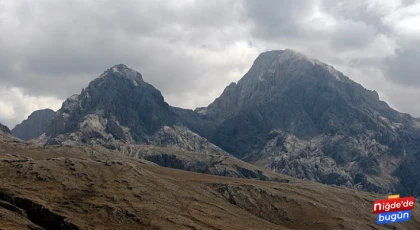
[0,123,10,134]
[0,123,21,143]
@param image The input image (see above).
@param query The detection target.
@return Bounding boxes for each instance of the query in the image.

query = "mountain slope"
[193,49,420,196]
[169,106,220,140]
[0,123,21,143]
[1,140,420,230]
[12,109,55,140]
[0,123,10,134]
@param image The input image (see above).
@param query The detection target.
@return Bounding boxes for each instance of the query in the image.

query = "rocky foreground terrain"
[1,136,420,230]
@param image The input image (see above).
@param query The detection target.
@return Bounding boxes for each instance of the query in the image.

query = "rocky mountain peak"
[96,64,144,87]
[241,49,349,87]
[207,50,367,118]
[0,123,19,142]
[182,49,420,196]
[0,123,11,134]
[11,109,56,140]
[45,64,180,145]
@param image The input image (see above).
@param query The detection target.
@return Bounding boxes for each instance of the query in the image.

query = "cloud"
[0,0,256,124]
[383,46,420,86]
[243,0,316,39]
[0,87,62,128]
[1,0,420,128]
[329,20,377,50]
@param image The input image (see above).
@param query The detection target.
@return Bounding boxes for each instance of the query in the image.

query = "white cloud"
[382,2,420,39]
[0,87,62,128]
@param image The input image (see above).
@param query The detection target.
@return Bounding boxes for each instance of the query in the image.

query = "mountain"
[169,106,220,140]
[32,51,420,197]
[45,64,179,145]
[0,123,10,134]
[12,109,55,140]
[42,64,285,181]
[1,139,420,229]
[0,123,12,141]
[0,123,20,143]
[184,49,420,196]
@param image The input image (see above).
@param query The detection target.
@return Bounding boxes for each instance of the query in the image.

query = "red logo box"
[373,196,415,214]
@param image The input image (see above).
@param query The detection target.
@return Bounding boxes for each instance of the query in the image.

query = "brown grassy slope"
[0,142,419,230]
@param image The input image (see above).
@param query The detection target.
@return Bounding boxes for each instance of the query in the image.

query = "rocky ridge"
[12,109,55,140]
[0,123,21,143]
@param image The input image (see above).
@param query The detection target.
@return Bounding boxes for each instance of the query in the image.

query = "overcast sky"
[1,0,420,128]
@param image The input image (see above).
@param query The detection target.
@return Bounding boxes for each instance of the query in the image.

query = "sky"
[1,0,420,128]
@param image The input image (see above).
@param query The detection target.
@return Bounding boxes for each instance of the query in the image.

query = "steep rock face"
[198,49,420,196]
[0,123,21,143]
[0,123,10,134]
[45,64,180,146]
[12,109,55,140]
[170,106,220,140]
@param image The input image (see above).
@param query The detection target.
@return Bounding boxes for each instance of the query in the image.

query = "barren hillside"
[0,141,419,230]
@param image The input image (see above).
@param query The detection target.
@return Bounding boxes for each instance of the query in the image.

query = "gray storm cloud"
[0,0,419,128]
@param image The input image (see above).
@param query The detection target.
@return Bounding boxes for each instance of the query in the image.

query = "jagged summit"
[255,49,310,61]
[46,64,175,144]
[96,64,144,87]
[245,49,348,84]
[112,63,129,69]
[206,49,362,119]
[0,123,10,134]
[0,123,21,142]
[12,109,55,140]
